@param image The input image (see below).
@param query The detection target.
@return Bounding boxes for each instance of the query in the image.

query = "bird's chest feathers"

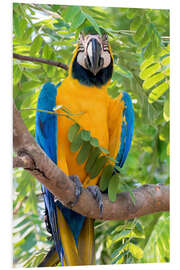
[56,79,109,146]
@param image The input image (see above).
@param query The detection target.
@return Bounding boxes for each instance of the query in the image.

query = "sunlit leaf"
[163,98,170,121]
[148,82,169,103]
[30,35,43,57]
[142,72,165,90]
[140,63,161,80]
[129,243,144,259]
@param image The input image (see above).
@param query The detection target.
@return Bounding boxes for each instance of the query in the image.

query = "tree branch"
[13,102,169,220]
[13,53,68,71]
[29,3,61,19]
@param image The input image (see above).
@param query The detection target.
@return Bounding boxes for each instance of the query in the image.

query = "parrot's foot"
[87,185,103,217]
[69,175,83,207]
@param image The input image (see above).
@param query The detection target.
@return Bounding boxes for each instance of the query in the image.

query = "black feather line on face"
[72,54,113,87]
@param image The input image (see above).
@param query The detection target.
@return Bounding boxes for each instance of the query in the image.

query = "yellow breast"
[56,75,124,187]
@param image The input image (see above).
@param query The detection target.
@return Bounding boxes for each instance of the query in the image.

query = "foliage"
[13,3,170,267]
[68,122,131,202]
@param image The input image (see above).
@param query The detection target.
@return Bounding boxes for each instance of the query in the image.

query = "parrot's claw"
[87,185,103,217]
[69,175,83,207]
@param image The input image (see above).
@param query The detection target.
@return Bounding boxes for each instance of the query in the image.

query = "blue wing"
[35,82,63,262]
[116,91,134,168]
[35,82,85,265]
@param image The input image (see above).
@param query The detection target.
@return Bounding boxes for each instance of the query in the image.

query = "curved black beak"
[85,38,103,75]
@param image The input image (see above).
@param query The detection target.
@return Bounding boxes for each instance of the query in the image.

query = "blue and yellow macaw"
[35,27,134,266]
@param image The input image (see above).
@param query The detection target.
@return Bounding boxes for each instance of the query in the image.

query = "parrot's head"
[70,27,113,87]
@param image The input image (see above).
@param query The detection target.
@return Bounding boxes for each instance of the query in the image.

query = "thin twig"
[13,53,68,71]
[29,3,61,19]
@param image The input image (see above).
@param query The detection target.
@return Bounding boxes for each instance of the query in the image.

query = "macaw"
[35,27,134,266]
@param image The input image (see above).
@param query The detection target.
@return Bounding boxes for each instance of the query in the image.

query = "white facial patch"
[101,51,111,68]
[77,51,87,69]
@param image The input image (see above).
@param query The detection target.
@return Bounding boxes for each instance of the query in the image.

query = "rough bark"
[13,102,169,220]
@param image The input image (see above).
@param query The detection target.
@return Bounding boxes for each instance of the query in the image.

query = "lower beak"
[85,38,102,75]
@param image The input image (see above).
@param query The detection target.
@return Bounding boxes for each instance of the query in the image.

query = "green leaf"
[162,56,170,66]
[62,6,81,23]
[72,11,86,29]
[70,131,83,152]
[140,63,161,80]
[22,27,33,41]
[23,70,41,82]
[84,12,101,35]
[108,174,120,202]
[20,62,41,69]
[90,137,99,147]
[107,156,117,163]
[148,82,169,103]
[99,165,114,191]
[139,31,150,48]
[134,24,146,43]
[129,243,144,259]
[68,123,80,142]
[152,32,161,55]
[30,35,43,57]
[80,129,91,141]
[130,16,143,31]
[163,98,170,122]
[98,146,109,154]
[13,12,21,37]
[140,56,154,71]
[85,147,101,173]
[13,64,22,85]
[142,73,165,90]
[42,43,52,59]
[89,156,107,179]
[144,41,153,59]
[129,190,136,205]
[112,250,129,264]
[21,232,36,251]
[21,81,41,91]
[112,229,131,241]
[111,241,129,258]
[126,8,137,19]
[164,67,170,76]
[76,142,92,164]
[135,221,144,234]
[159,122,169,141]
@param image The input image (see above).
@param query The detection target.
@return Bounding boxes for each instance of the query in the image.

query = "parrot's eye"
[103,44,109,52]
[78,44,85,52]
[102,34,109,52]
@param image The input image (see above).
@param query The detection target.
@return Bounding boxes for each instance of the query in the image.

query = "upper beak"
[85,38,102,75]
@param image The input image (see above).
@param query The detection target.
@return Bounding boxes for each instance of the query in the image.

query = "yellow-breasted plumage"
[56,45,125,187]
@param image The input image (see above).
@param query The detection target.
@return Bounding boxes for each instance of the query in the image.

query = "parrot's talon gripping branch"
[68,175,83,207]
[87,185,103,217]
